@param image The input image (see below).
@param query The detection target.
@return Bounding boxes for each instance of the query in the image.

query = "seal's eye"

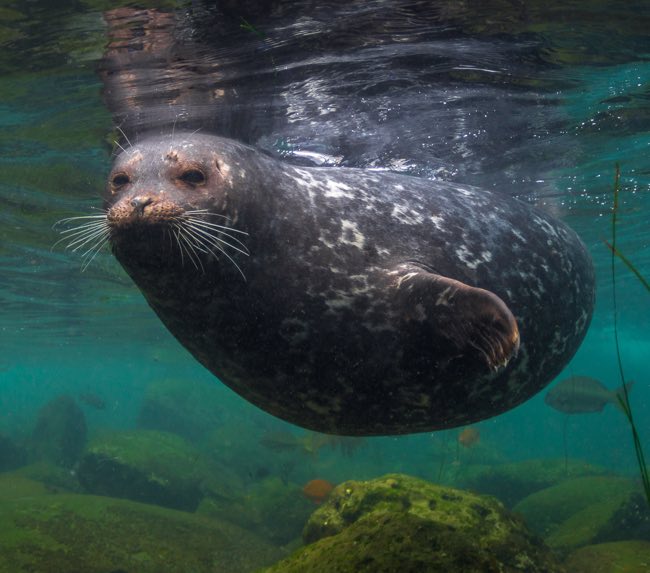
[179,169,206,186]
[111,173,130,189]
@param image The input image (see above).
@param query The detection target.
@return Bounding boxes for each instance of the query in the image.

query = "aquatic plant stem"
[609,164,650,504]
[604,241,650,293]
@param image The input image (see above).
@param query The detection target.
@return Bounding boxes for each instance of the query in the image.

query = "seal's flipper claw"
[388,262,520,372]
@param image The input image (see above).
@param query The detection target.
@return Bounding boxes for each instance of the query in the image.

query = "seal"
[103,132,594,436]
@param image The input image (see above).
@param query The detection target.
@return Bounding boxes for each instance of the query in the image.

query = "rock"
[0,433,26,471]
[77,429,237,511]
[12,462,80,493]
[564,540,650,573]
[137,378,223,444]
[594,491,650,544]
[29,394,87,468]
[262,473,564,573]
[457,459,610,507]
[198,476,314,546]
[0,473,51,501]
[513,476,637,551]
[0,491,283,573]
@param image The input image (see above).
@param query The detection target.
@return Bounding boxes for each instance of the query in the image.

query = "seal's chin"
[110,218,231,279]
[110,223,179,268]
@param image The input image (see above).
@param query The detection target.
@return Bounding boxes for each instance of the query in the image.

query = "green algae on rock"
[265,512,518,573]
[564,540,650,573]
[0,464,82,501]
[594,491,650,544]
[0,474,52,501]
[0,433,26,471]
[198,476,314,546]
[513,476,637,551]
[77,429,237,511]
[457,458,610,507]
[263,474,564,573]
[29,394,87,469]
[0,492,282,573]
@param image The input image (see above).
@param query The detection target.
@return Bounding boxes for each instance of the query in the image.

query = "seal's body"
[106,133,594,435]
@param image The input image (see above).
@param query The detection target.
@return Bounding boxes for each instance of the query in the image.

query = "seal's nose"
[130,195,153,215]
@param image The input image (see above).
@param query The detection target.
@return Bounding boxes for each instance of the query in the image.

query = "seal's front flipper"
[387,262,520,372]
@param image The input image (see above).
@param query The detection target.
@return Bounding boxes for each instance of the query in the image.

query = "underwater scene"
[1,1,649,571]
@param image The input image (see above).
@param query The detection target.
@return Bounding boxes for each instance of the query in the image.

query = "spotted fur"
[106,133,595,436]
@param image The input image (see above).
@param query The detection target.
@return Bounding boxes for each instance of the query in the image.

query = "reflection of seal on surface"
[105,132,594,436]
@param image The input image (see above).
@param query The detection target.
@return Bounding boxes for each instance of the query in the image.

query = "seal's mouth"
[108,206,251,278]
[55,202,250,278]
[109,223,187,274]
[109,222,170,251]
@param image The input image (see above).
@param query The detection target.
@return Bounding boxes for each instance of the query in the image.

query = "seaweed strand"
[609,164,650,504]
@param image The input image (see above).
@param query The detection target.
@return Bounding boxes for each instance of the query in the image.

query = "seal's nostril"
[130,196,153,214]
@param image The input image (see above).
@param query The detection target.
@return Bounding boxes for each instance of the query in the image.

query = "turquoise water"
[1,1,649,571]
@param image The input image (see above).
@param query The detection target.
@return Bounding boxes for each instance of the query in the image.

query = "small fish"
[259,431,344,457]
[78,392,106,410]
[544,376,634,414]
[259,431,323,456]
[458,427,480,448]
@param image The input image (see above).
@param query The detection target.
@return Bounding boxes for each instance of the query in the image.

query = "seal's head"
[105,134,248,276]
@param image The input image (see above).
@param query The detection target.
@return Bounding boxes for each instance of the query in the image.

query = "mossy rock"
[564,541,650,573]
[268,474,563,572]
[29,395,87,468]
[0,474,51,501]
[0,492,282,573]
[265,511,553,573]
[199,476,314,546]
[457,459,609,507]
[513,476,636,550]
[77,429,235,511]
[137,377,224,443]
[3,463,80,496]
[0,434,26,471]
[594,492,650,544]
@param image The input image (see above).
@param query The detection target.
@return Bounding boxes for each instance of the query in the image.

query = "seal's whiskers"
[184,220,249,257]
[80,235,110,272]
[170,211,249,280]
[178,220,247,280]
[171,222,205,272]
[185,218,250,252]
[53,212,111,271]
[113,140,129,156]
[116,126,133,150]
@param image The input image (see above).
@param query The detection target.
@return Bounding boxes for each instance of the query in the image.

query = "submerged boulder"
[0,473,52,501]
[593,491,650,544]
[13,462,80,493]
[0,491,283,573]
[29,394,86,468]
[77,429,236,511]
[198,476,314,546]
[457,459,609,507]
[0,433,26,471]
[262,473,564,573]
[513,476,637,551]
[564,540,650,573]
